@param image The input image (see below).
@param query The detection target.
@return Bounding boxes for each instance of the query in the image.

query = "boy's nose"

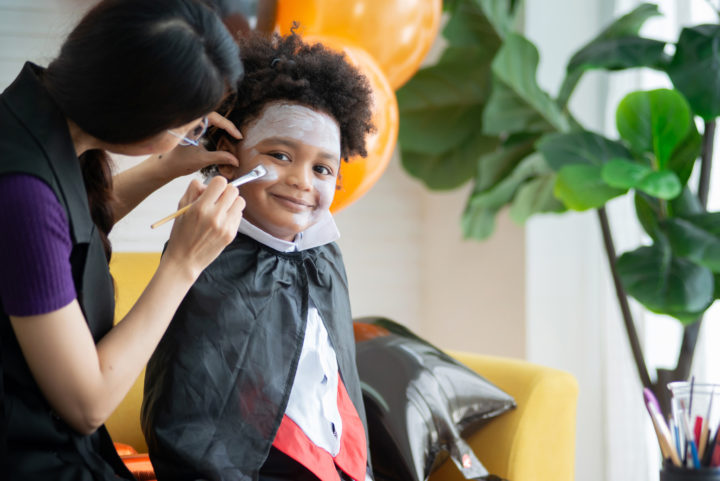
[287,165,312,190]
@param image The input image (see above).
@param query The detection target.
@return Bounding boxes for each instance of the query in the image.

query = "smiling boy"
[141,32,375,481]
[216,102,341,242]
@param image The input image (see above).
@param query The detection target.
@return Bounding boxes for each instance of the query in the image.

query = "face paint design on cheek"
[291,176,336,226]
[258,161,278,182]
[313,176,336,209]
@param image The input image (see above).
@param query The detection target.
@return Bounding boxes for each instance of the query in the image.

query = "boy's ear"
[215,136,241,180]
[216,135,239,153]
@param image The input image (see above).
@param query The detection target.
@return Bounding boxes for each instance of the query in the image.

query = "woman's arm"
[11,177,244,435]
[110,112,243,222]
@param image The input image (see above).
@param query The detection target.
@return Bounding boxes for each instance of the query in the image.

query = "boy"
[141,32,375,481]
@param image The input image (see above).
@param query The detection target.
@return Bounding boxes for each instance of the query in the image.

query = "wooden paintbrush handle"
[150,203,191,229]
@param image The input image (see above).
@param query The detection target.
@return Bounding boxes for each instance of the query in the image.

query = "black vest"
[0,63,133,480]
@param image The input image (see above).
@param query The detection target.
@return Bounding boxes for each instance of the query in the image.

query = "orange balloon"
[276,0,442,90]
[301,35,398,213]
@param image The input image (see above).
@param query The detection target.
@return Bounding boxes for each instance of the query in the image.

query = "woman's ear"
[216,136,241,180]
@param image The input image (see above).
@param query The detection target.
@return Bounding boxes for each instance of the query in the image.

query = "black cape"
[142,234,370,481]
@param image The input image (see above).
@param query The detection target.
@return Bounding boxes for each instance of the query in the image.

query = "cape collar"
[238,210,340,252]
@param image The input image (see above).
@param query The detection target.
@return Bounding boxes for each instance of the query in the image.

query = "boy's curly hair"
[207,32,375,161]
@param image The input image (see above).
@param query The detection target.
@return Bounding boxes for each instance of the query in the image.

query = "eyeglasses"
[167,116,209,146]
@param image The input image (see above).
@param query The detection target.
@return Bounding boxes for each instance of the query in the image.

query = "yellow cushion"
[105,252,161,452]
[429,352,579,481]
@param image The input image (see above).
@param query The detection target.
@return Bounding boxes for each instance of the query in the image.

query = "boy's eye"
[268,152,290,161]
[314,165,333,176]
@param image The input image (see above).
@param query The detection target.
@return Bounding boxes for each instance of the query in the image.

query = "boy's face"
[218,102,341,241]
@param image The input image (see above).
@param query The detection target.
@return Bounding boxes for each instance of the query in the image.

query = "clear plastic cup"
[667,382,720,470]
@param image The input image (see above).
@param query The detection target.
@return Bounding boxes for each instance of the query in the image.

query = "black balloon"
[354,317,515,481]
[205,0,277,38]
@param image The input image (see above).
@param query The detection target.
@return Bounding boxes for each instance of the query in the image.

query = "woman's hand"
[162,176,245,281]
[111,112,243,222]
[150,111,243,179]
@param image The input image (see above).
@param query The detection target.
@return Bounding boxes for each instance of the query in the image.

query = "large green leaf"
[462,153,548,239]
[401,133,500,190]
[636,170,681,199]
[398,1,501,191]
[667,120,702,185]
[482,78,559,135]
[603,159,682,199]
[594,3,661,40]
[469,0,517,39]
[536,130,633,171]
[616,242,714,322]
[509,173,565,223]
[398,44,498,188]
[554,164,627,210]
[635,192,662,239]
[663,213,720,272]
[397,47,492,113]
[442,0,503,52]
[668,25,720,120]
[476,132,541,192]
[483,33,569,135]
[615,89,692,168]
[566,37,667,73]
[601,158,652,189]
[602,159,682,200]
[669,187,704,217]
[634,188,703,240]
[559,38,667,108]
[400,104,487,155]
[557,3,664,108]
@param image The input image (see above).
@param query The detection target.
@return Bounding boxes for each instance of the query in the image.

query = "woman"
[0,0,245,479]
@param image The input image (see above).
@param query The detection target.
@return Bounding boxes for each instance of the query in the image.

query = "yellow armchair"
[106,253,578,481]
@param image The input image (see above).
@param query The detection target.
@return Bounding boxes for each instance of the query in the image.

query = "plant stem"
[665,119,717,390]
[698,120,715,206]
[597,207,652,389]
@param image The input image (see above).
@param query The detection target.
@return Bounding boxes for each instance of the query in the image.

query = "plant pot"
[661,462,720,481]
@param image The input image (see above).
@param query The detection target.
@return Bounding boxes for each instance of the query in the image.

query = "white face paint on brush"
[230,102,341,241]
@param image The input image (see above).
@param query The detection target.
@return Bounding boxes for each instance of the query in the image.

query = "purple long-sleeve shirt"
[0,173,76,316]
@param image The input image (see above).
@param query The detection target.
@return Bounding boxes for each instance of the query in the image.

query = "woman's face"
[219,102,341,241]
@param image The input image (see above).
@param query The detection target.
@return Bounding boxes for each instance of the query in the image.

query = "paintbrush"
[151,164,267,229]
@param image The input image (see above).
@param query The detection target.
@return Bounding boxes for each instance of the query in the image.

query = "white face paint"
[229,102,342,241]
[242,102,341,159]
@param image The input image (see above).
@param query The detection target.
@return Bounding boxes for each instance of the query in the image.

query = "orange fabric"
[272,379,367,481]
[116,453,156,481]
[113,442,138,457]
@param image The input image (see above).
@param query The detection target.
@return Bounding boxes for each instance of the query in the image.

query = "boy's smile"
[219,102,341,241]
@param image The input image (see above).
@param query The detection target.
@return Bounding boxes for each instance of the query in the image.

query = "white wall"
[524,1,623,481]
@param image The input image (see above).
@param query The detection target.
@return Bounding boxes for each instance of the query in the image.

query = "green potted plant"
[398,0,720,416]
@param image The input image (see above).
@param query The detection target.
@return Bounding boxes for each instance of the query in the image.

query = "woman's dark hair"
[43,0,244,259]
[207,32,374,163]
